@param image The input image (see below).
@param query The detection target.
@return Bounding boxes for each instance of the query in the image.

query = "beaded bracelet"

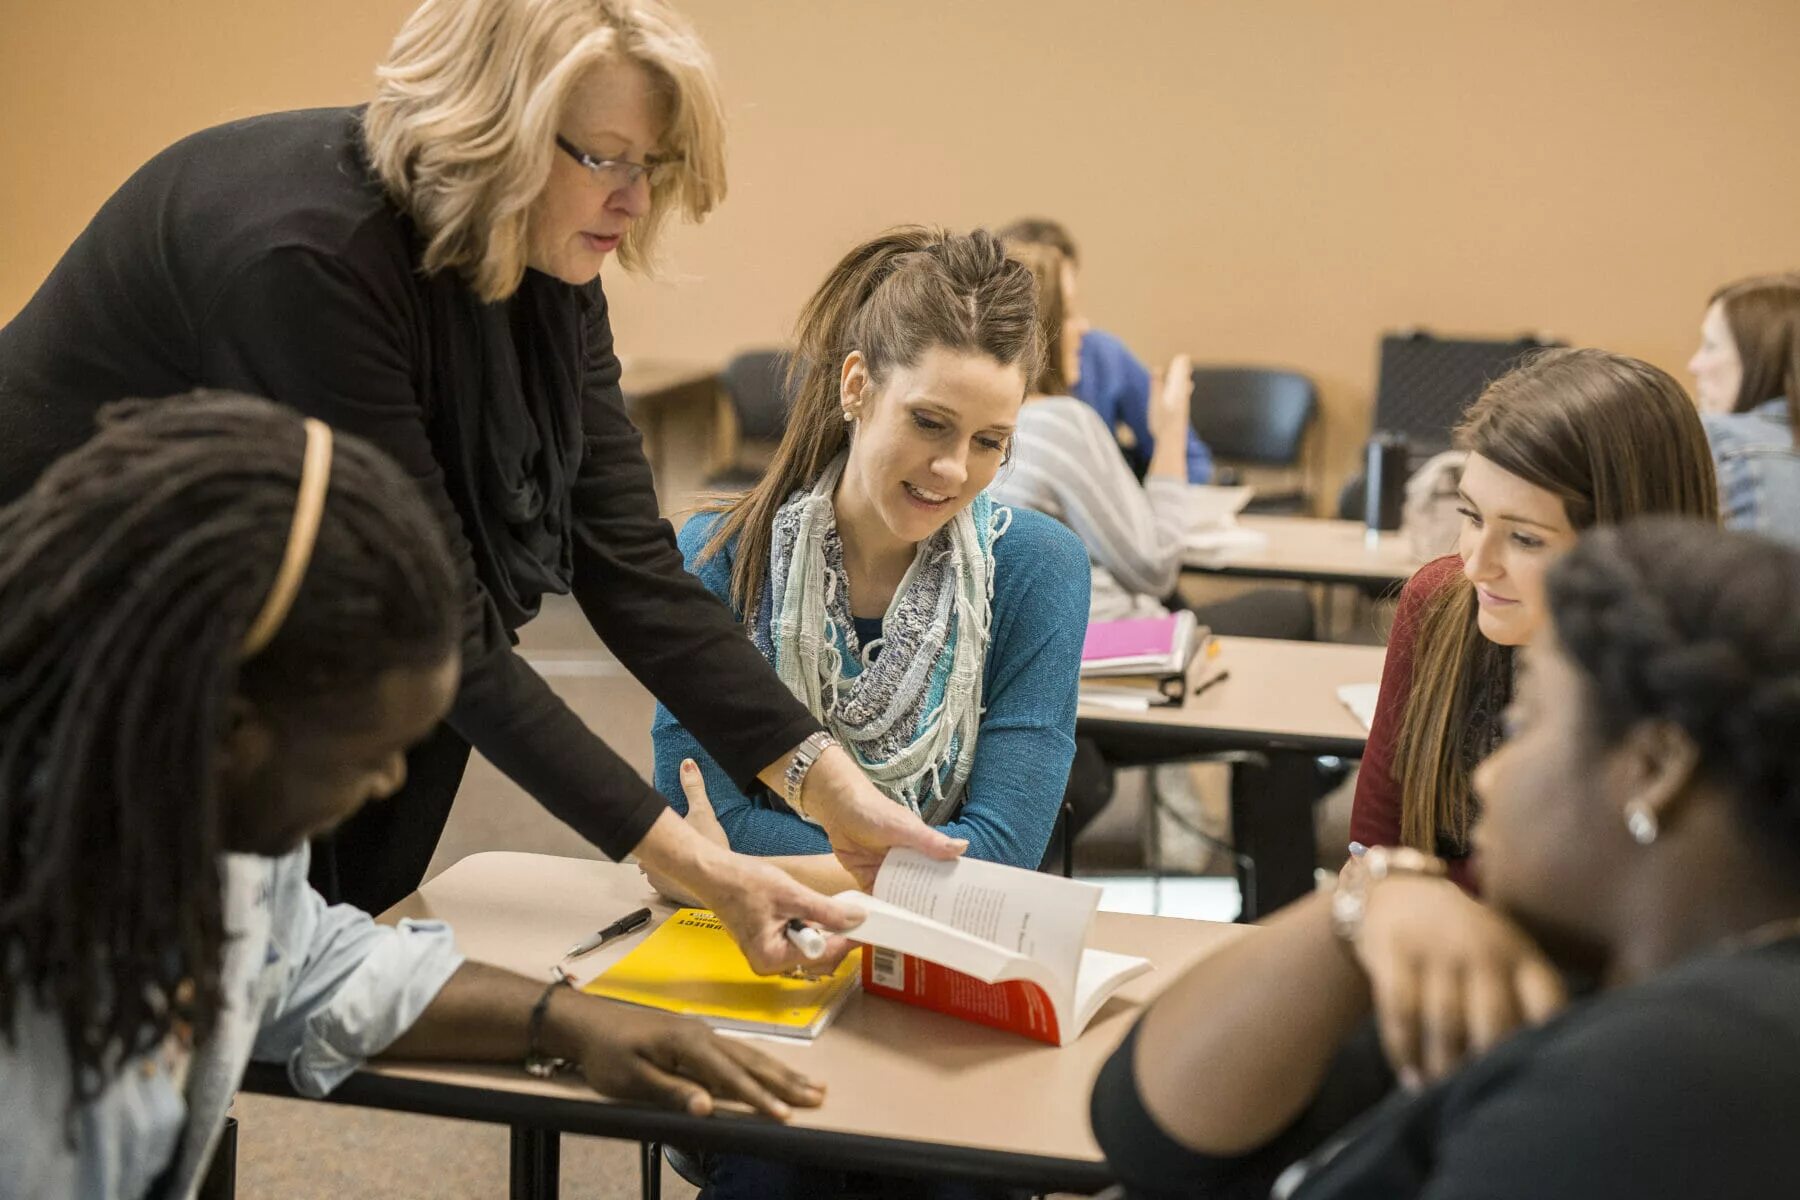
[524,965,575,1079]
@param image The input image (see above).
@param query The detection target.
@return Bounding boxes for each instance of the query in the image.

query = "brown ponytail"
[700,226,1043,617]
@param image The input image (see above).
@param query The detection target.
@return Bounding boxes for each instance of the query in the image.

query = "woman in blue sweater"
[652,227,1089,912]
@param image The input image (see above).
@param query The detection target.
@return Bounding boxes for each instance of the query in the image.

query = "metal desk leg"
[509,1126,560,1200]
[641,1141,663,1200]
[1230,751,1321,922]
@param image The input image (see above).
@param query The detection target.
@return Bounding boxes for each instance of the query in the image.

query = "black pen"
[1191,669,1231,700]
[563,906,652,960]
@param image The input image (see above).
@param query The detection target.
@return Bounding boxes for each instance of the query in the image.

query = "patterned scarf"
[755,454,1009,825]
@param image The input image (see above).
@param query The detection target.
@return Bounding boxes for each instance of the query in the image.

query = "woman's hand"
[797,745,966,889]
[1353,875,1568,1087]
[632,809,864,975]
[548,990,824,1121]
[1146,353,1194,481]
[642,760,728,905]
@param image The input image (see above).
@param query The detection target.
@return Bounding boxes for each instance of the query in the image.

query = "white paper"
[1336,682,1381,732]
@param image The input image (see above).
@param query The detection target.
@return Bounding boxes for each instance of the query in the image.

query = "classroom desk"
[1077,637,1385,920]
[1184,515,1421,590]
[619,357,718,505]
[241,852,1247,1199]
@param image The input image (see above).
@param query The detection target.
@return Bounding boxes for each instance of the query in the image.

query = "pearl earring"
[842,407,856,423]
[1625,800,1659,846]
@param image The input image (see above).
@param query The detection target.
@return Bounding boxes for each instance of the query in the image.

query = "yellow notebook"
[583,908,861,1039]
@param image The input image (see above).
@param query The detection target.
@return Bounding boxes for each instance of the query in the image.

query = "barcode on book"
[871,947,904,990]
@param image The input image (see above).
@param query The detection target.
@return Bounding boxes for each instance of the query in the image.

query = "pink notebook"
[1081,612,1200,675]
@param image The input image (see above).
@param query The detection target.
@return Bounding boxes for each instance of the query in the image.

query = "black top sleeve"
[1090,1019,1396,1200]
[564,289,822,793]
[196,242,673,858]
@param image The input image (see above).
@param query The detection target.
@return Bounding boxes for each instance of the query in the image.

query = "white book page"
[1067,949,1153,1038]
[868,850,1100,988]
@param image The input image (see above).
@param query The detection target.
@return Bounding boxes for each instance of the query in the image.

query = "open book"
[833,850,1151,1046]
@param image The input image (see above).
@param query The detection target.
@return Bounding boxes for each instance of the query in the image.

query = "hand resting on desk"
[382,961,825,1121]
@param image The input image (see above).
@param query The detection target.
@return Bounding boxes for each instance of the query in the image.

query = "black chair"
[707,349,793,490]
[1187,367,1319,513]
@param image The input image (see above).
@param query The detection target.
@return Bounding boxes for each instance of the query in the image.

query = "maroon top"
[1349,553,1478,891]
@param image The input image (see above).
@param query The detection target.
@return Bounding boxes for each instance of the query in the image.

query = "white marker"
[785,918,827,959]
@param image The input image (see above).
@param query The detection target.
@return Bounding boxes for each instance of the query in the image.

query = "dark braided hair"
[1547,518,1800,869]
[0,391,458,1109]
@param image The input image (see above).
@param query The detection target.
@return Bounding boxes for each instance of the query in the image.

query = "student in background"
[649,226,1086,1200]
[1348,350,1718,887]
[991,241,1197,620]
[998,217,1214,482]
[1092,519,1800,1199]
[1687,272,1800,547]
[0,395,824,1199]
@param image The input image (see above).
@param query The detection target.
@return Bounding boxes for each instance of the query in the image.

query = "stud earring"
[1625,800,1659,846]
[841,407,856,423]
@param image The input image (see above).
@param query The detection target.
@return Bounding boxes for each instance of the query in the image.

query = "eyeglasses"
[554,135,683,191]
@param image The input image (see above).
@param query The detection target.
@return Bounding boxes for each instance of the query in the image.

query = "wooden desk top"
[619,357,717,402]
[1185,515,1422,587]
[1078,636,1384,757]
[373,853,1245,1169]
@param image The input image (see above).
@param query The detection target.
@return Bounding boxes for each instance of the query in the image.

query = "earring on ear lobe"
[842,407,856,423]
[1625,800,1660,846]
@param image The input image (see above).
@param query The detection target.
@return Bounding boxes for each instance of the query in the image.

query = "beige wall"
[6,1,1800,500]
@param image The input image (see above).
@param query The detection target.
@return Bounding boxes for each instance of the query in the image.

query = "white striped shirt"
[993,396,1193,620]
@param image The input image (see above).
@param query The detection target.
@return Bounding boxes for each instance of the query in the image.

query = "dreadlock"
[0,390,458,1112]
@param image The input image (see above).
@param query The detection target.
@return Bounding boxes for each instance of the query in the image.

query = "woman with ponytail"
[1348,349,1719,887]
[650,228,1090,923]
[0,394,826,1198]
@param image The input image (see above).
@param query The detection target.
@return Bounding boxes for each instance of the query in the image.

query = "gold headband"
[240,418,334,658]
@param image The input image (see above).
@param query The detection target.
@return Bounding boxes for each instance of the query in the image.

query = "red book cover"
[860,947,1062,1045]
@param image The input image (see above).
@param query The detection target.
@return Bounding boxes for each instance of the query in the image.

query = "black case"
[1373,330,1563,455]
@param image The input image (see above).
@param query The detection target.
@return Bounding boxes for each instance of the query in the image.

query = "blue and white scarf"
[754,453,1010,825]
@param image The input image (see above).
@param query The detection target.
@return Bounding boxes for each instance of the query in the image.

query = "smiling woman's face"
[1456,452,1580,646]
[836,346,1025,548]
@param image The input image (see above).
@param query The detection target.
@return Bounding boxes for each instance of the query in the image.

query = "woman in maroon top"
[1349,349,1719,885]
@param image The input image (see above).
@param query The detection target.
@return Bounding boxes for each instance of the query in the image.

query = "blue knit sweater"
[651,504,1090,868]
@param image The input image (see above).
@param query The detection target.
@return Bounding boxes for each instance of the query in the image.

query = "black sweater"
[1090,939,1800,1199]
[0,107,821,859]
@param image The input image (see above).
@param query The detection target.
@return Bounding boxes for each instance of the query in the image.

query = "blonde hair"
[363,0,727,301]
[1004,240,1072,397]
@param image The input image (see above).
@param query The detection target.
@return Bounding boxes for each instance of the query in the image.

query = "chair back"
[719,350,794,442]
[1187,367,1318,466]
[1373,331,1561,455]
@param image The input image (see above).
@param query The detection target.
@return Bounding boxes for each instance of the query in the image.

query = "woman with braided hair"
[1349,348,1720,888]
[0,394,825,1198]
[1092,518,1800,1198]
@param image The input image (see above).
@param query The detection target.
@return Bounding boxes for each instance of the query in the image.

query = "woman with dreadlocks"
[0,394,824,1198]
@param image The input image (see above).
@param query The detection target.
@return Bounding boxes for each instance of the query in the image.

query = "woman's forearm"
[1133,891,1371,1155]
[766,854,861,895]
[381,960,546,1062]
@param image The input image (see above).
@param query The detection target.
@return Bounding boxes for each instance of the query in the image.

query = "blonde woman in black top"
[0,0,954,968]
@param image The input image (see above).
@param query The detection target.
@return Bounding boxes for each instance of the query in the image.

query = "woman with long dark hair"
[1348,349,1718,885]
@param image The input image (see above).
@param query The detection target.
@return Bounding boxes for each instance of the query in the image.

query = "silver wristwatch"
[783,731,840,821]
[1331,846,1446,945]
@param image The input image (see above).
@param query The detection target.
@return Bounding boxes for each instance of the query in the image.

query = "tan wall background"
[6,0,1800,501]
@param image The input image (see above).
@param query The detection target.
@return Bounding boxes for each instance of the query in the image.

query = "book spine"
[861,949,1062,1045]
